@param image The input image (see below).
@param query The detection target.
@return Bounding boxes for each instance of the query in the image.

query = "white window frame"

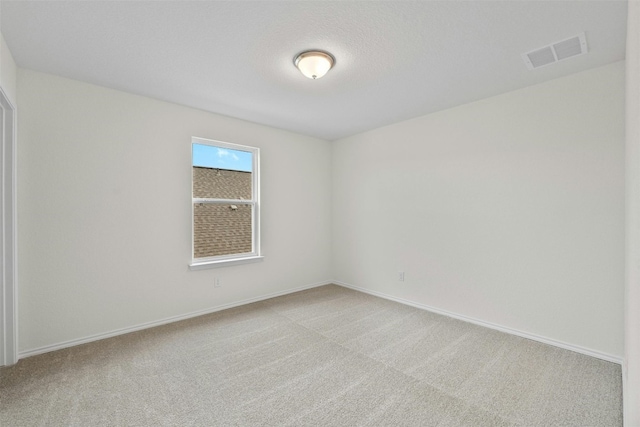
[189,137,262,270]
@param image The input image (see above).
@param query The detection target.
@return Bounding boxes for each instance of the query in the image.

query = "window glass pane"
[193,143,252,199]
[193,203,253,258]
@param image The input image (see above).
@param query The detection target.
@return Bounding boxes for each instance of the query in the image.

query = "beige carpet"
[0,285,622,426]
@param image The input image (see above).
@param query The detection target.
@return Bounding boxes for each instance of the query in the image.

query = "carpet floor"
[0,284,622,426]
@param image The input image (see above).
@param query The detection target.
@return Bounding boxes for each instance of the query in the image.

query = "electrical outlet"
[214,278,221,288]
[398,271,405,282]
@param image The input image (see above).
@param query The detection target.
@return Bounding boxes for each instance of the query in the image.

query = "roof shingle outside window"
[193,166,251,200]
[193,166,253,258]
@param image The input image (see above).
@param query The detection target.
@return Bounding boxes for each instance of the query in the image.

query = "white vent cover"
[522,33,588,70]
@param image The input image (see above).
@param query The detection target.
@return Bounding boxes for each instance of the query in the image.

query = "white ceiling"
[0,1,628,141]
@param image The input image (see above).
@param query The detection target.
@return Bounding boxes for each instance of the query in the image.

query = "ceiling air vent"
[522,33,588,70]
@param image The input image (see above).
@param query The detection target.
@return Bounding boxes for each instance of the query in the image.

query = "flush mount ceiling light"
[294,50,335,79]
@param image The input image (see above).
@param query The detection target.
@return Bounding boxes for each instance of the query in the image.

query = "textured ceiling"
[0,1,628,141]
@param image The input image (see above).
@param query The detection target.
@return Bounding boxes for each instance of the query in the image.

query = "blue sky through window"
[192,143,252,172]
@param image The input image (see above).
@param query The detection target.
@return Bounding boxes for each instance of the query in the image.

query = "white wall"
[0,33,17,106]
[333,61,625,359]
[625,1,640,425]
[17,69,332,353]
[14,55,628,371]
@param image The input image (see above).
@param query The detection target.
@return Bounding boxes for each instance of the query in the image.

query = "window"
[189,137,261,269]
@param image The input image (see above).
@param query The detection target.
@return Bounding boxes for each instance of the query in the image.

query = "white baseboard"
[18,280,332,360]
[20,280,622,366]
[334,281,623,365]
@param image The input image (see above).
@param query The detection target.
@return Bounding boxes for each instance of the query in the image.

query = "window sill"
[189,255,264,270]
